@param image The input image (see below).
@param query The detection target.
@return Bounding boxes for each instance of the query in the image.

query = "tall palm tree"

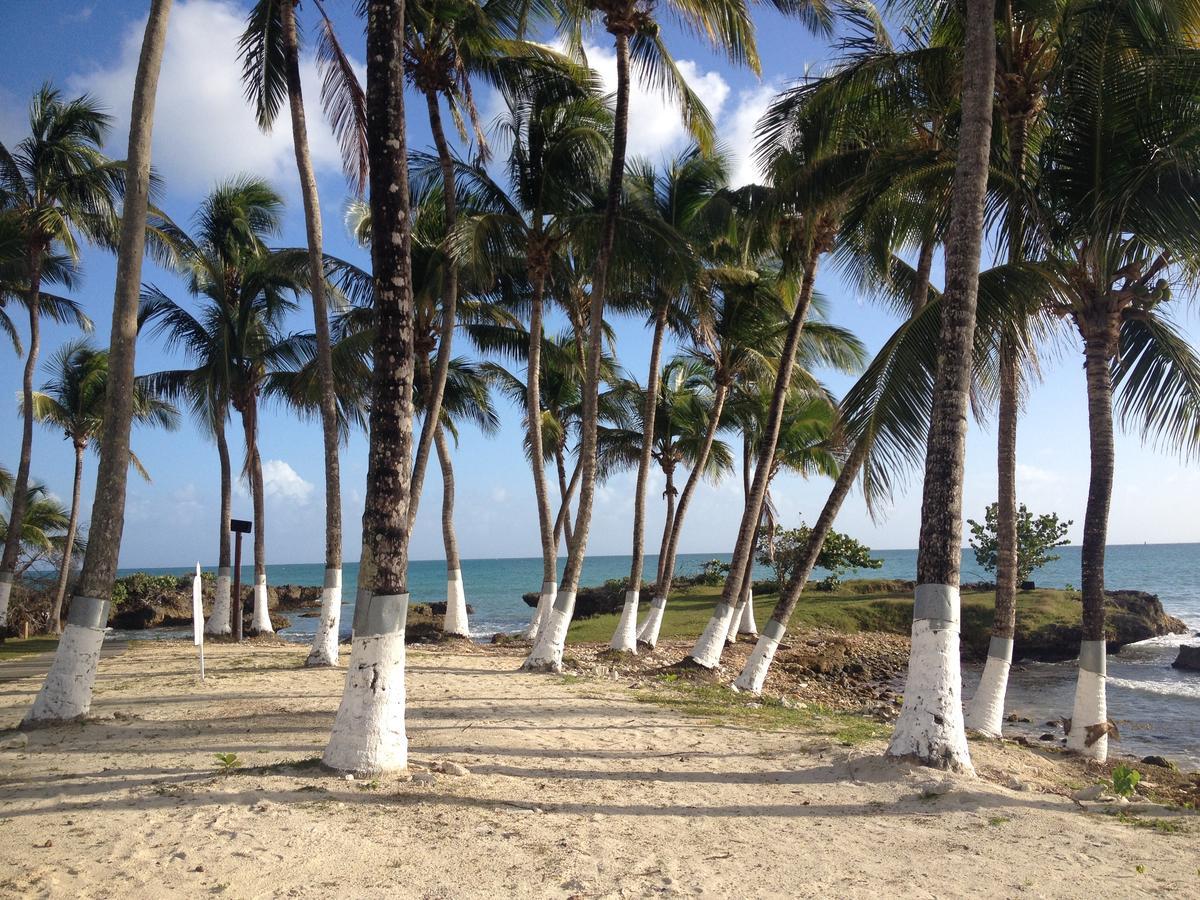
[323,0,416,775]
[0,86,122,627]
[30,340,178,631]
[140,179,310,637]
[0,474,76,581]
[23,0,173,724]
[886,0,995,773]
[239,0,363,666]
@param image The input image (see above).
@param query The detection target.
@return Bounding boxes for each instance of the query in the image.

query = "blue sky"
[1,0,1197,570]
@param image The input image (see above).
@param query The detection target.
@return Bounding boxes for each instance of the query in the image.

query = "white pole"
[192,562,205,681]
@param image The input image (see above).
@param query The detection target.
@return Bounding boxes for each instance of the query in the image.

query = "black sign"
[230,518,253,534]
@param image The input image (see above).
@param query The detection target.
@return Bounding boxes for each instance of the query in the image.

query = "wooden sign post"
[230,518,253,642]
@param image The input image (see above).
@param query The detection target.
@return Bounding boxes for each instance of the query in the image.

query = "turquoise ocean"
[119,543,1200,768]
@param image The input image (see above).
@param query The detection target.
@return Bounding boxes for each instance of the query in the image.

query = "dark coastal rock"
[1171,645,1200,672]
[425,601,475,616]
[521,583,629,620]
[1141,755,1179,771]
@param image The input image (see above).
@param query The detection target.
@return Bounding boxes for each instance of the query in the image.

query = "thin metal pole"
[233,532,243,642]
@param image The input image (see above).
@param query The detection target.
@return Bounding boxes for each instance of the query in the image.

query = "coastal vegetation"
[2,0,1199,827]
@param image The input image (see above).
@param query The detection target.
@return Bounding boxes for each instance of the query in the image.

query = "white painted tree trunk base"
[443,569,470,637]
[250,577,273,634]
[322,629,407,774]
[306,568,342,667]
[1066,642,1108,761]
[204,571,232,636]
[690,603,737,669]
[964,638,1013,738]
[610,590,639,653]
[732,620,785,694]
[737,591,758,635]
[23,621,106,723]
[723,600,742,645]
[0,575,12,627]
[637,597,666,648]
[521,581,556,641]
[523,590,575,672]
[886,585,974,773]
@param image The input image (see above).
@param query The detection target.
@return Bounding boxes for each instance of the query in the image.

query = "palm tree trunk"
[690,242,825,669]
[554,445,575,550]
[520,271,559,641]
[243,396,272,634]
[524,24,632,671]
[727,513,762,643]
[638,466,677,644]
[0,257,44,625]
[734,440,867,692]
[966,338,1019,735]
[205,417,233,636]
[324,0,414,774]
[612,306,669,652]
[279,0,343,667]
[24,0,173,724]
[886,0,995,773]
[1067,327,1116,760]
[49,442,86,633]
[407,90,460,528]
[638,383,729,649]
[435,424,469,637]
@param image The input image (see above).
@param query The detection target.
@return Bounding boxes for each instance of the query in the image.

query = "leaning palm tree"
[30,340,178,631]
[0,86,122,626]
[23,1,173,725]
[240,0,363,666]
[323,0,416,775]
[0,475,76,581]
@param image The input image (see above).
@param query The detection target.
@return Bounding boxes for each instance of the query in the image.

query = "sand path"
[0,641,1196,898]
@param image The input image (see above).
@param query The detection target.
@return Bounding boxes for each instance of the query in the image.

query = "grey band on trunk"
[323,569,340,589]
[713,602,735,621]
[540,580,556,595]
[651,596,666,610]
[217,566,231,578]
[359,593,409,637]
[66,596,110,629]
[762,618,787,643]
[0,571,12,585]
[988,636,1014,662]
[351,586,372,634]
[913,583,957,627]
[1079,640,1106,675]
[552,591,573,613]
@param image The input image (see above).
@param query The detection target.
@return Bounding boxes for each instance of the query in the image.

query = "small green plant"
[1109,765,1142,798]
[1135,864,1145,875]
[356,779,381,791]
[987,816,1011,827]
[214,752,242,772]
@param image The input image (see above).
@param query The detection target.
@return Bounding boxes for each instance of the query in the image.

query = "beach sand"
[1,640,1197,898]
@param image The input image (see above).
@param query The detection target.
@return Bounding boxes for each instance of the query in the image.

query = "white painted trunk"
[732,619,785,694]
[964,637,1013,738]
[690,603,737,669]
[523,589,575,672]
[204,569,232,636]
[443,568,470,637]
[723,599,742,645]
[23,597,109,723]
[886,585,973,772]
[0,574,12,627]
[610,589,639,653]
[250,576,273,634]
[322,593,408,774]
[636,596,666,647]
[520,581,556,640]
[737,591,757,635]
[1066,641,1108,761]
[306,568,342,666]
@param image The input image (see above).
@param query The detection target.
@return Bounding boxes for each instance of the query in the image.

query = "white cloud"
[724,84,777,187]
[70,0,357,196]
[1016,463,1059,488]
[490,485,510,504]
[261,459,314,504]
[62,5,96,24]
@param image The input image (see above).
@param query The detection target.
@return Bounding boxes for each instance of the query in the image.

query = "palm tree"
[239,0,362,666]
[0,86,123,626]
[885,0,996,773]
[0,474,76,581]
[30,340,178,631]
[140,179,310,637]
[1012,4,1200,761]
[22,1,173,725]
[323,0,415,775]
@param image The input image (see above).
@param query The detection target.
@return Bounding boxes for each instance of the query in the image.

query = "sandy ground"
[0,640,1197,899]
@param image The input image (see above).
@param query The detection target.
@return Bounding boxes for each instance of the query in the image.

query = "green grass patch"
[632,675,889,744]
[0,636,59,660]
[1108,812,1190,834]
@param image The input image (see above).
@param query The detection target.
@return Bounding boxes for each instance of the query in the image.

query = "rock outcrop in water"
[1172,645,1200,672]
